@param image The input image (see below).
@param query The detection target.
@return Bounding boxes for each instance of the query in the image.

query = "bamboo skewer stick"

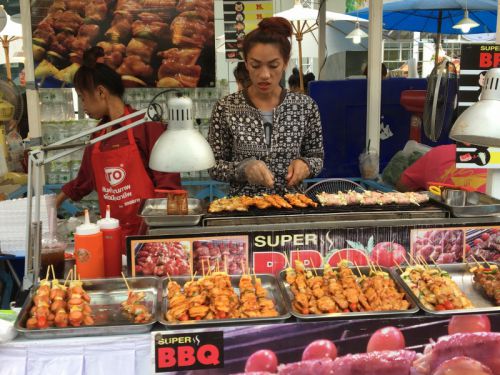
[50,265,56,281]
[470,255,483,268]
[478,255,492,267]
[201,258,205,277]
[367,260,376,274]
[309,258,318,276]
[402,253,411,267]
[63,269,73,287]
[121,272,131,291]
[394,261,404,274]
[45,266,50,282]
[353,262,363,278]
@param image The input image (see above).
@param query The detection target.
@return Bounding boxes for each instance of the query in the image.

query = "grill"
[202,201,449,226]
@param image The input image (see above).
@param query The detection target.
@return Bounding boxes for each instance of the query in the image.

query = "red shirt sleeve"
[399,153,429,191]
[61,145,95,201]
[134,120,182,191]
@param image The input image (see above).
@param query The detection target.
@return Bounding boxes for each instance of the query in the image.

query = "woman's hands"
[286,159,310,187]
[244,160,275,188]
[241,159,310,189]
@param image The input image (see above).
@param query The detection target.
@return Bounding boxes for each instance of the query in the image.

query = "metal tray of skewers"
[393,262,500,315]
[159,273,290,328]
[15,277,159,339]
[278,263,419,321]
[139,198,203,227]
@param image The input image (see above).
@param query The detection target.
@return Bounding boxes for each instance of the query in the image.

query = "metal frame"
[23,109,150,290]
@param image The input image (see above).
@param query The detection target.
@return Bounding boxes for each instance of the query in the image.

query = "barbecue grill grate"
[305,178,365,200]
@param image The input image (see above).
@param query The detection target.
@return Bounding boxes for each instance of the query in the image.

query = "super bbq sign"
[154,331,224,372]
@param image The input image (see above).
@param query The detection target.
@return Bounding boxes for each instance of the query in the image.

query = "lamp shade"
[149,95,215,172]
[450,68,500,147]
[452,10,479,33]
[346,22,368,44]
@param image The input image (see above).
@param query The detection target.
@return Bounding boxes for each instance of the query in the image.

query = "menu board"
[31,0,216,88]
[223,0,273,60]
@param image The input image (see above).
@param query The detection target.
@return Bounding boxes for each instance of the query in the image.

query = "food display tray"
[15,277,159,339]
[430,191,500,217]
[139,198,203,227]
[393,263,500,315]
[158,274,290,328]
[278,266,419,321]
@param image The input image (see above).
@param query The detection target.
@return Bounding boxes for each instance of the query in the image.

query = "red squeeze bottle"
[97,205,122,278]
[74,209,105,279]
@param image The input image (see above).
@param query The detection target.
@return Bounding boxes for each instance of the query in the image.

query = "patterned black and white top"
[208,89,324,196]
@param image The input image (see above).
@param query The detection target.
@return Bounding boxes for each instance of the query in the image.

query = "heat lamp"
[449,68,500,198]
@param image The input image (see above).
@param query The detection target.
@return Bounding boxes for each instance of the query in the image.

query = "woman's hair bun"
[258,17,293,39]
[82,46,105,69]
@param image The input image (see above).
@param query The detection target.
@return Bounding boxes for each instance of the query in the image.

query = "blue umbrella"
[350,0,497,35]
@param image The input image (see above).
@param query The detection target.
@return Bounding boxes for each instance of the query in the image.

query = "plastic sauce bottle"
[74,209,104,279]
[97,205,122,278]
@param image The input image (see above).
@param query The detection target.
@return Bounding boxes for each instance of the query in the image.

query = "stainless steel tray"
[139,198,203,227]
[430,191,500,217]
[158,274,290,327]
[393,263,500,315]
[15,277,159,339]
[278,266,419,320]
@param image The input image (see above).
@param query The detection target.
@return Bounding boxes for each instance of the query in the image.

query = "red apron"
[91,111,155,253]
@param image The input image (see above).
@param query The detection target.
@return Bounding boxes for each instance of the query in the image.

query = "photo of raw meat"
[192,238,247,275]
[134,241,190,276]
[411,229,464,264]
[465,228,500,262]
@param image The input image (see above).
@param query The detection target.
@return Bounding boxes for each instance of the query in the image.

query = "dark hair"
[242,17,293,63]
[288,68,300,89]
[288,67,316,93]
[234,62,251,88]
[73,46,124,97]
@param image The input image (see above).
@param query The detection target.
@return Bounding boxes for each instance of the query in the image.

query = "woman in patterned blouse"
[208,17,324,196]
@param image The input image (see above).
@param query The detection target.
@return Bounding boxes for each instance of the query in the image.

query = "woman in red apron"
[56,47,181,252]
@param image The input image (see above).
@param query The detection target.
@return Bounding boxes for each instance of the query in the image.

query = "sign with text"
[223,0,273,60]
[154,331,224,373]
[458,44,500,115]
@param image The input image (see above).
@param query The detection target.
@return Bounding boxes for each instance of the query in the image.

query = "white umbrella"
[275,0,367,92]
[1,8,22,81]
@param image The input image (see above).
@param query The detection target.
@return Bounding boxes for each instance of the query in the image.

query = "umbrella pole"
[295,20,305,93]
[1,36,12,81]
[434,10,442,66]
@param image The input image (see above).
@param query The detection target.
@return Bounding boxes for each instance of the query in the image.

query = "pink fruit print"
[371,242,407,267]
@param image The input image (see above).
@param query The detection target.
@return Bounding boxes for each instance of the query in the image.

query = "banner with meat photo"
[130,239,191,277]
[128,234,249,276]
[465,227,500,263]
[410,228,466,264]
[223,0,273,61]
[31,0,216,88]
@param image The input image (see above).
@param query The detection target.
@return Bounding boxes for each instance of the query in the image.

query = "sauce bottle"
[74,209,104,279]
[97,205,122,278]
